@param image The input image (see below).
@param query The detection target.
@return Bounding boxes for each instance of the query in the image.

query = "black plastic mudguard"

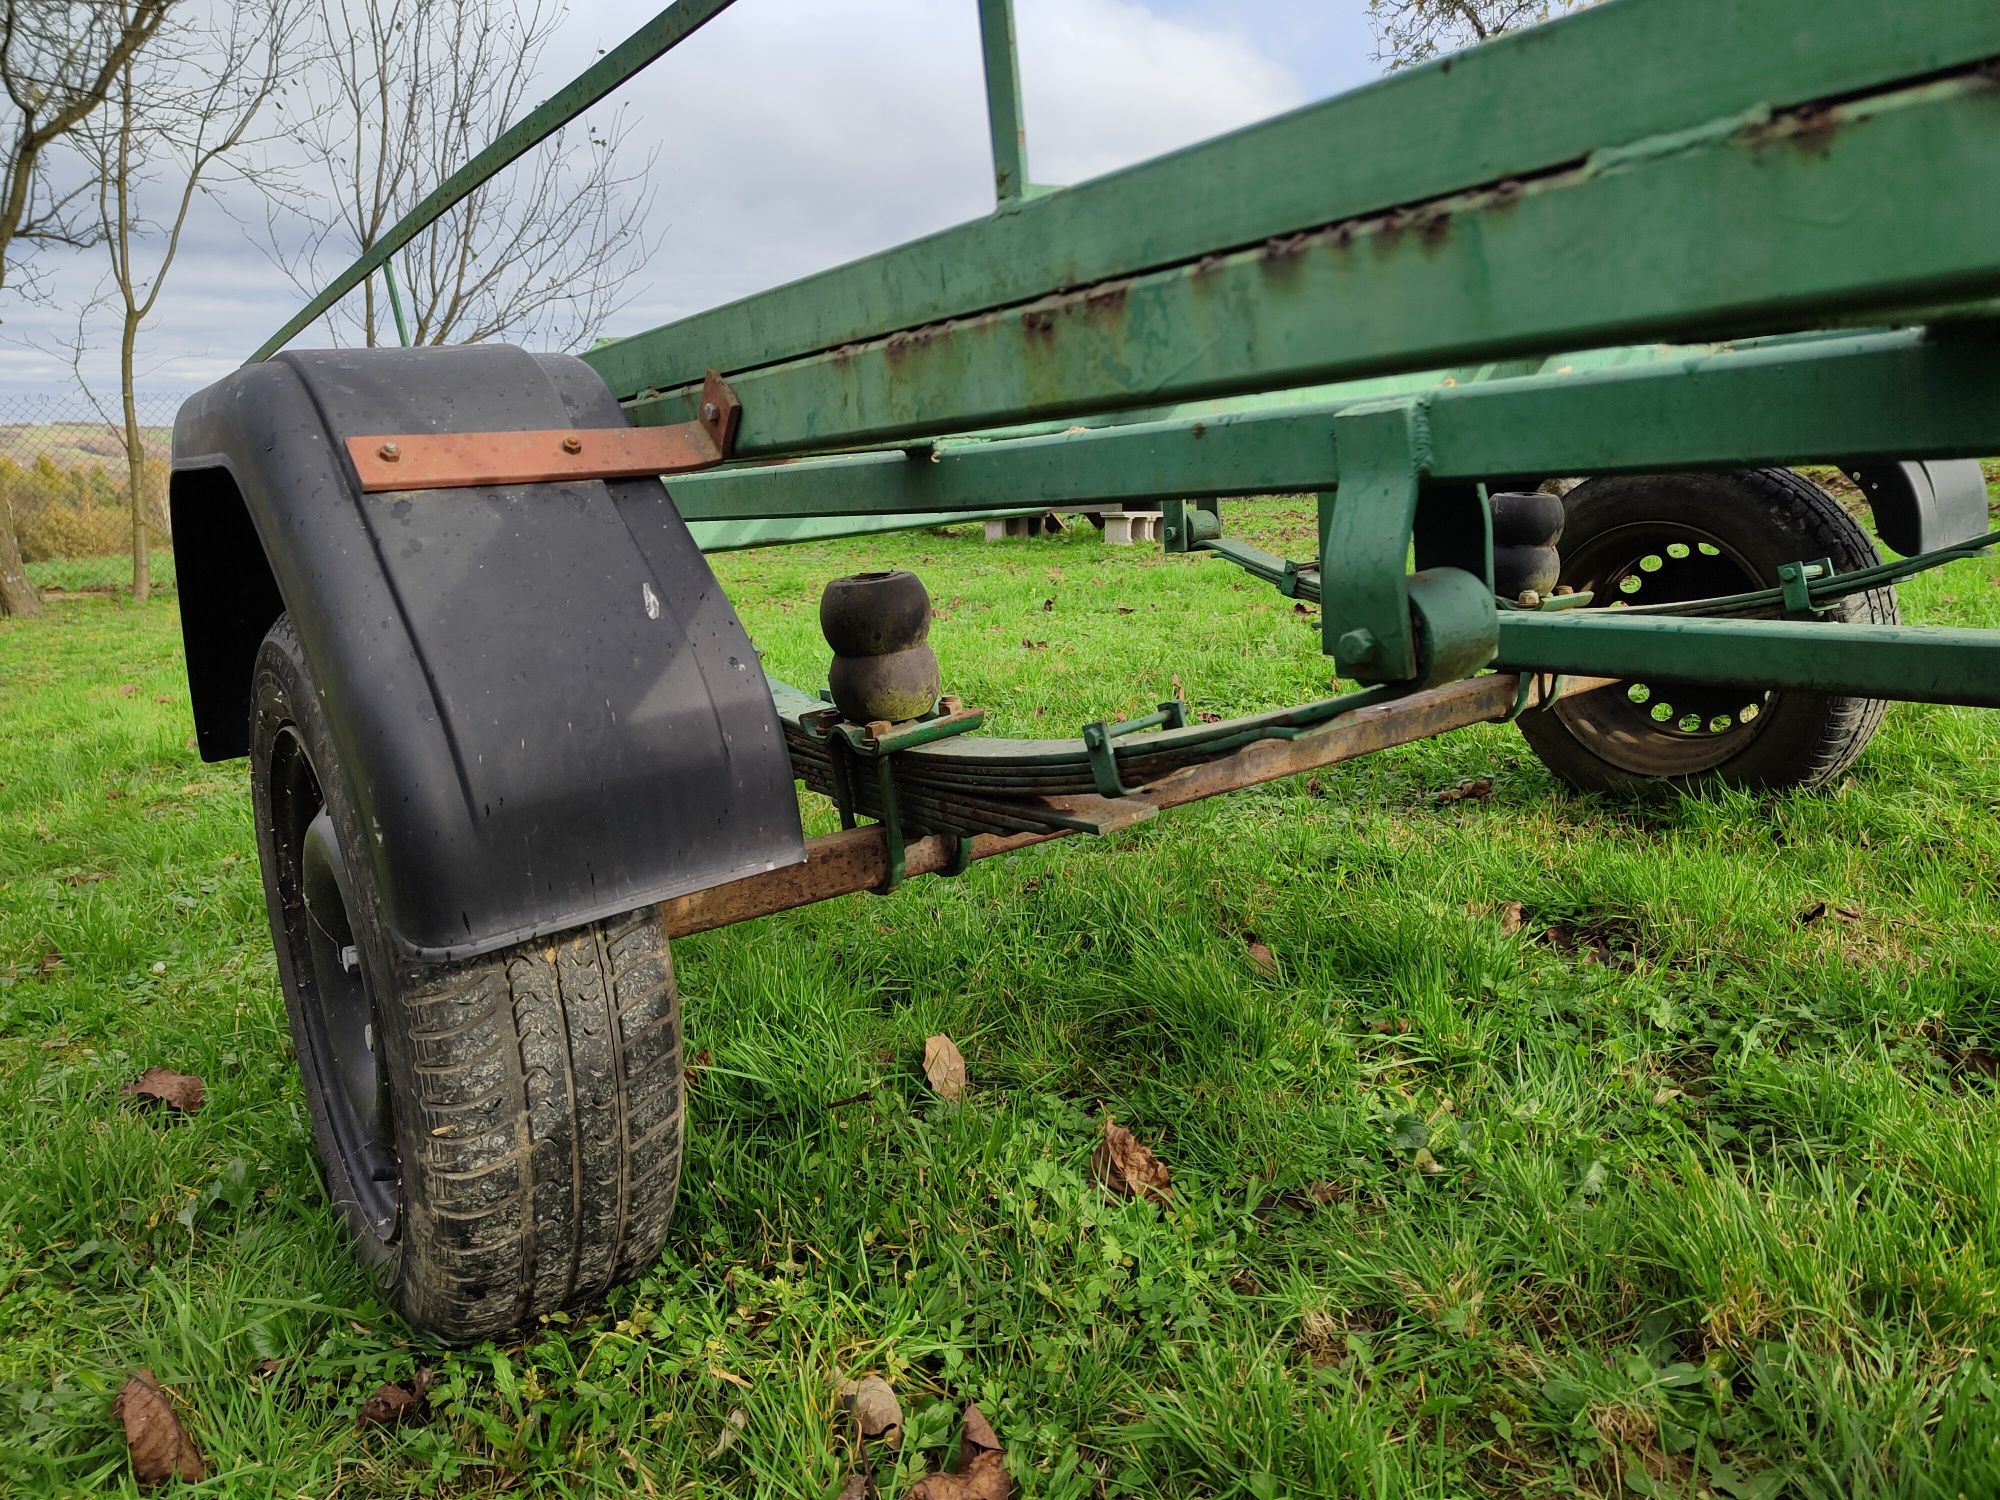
[1841,459,1990,557]
[170,345,804,962]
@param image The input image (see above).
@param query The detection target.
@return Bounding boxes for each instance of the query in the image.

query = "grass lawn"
[4,494,2000,1497]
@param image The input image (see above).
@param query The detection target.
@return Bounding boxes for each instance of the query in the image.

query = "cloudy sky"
[0,0,1384,410]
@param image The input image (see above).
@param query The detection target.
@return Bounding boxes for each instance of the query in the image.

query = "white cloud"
[0,0,1324,404]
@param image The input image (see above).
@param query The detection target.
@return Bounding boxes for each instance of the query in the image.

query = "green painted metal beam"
[976,0,1030,204]
[660,325,2000,523]
[626,72,2000,458]
[248,0,741,362]
[1495,613,2000,708]
[584,0,2000,402]
[686,508,1037,553]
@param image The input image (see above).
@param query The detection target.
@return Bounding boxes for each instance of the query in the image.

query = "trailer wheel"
[1516,468,1896,793]
[249,616,684,1341]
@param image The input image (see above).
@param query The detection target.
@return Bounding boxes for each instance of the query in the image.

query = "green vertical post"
[381,259,412,347]
[976,0,1029,203]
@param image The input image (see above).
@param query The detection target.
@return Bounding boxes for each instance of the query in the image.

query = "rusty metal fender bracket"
[345,369,741,492]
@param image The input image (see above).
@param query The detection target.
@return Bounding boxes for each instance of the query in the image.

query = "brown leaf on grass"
[1196,710,1222,724]
[1496,901,1525,936]
[836,1474,872,1500]
[1170,673,1183,701]
[1041,598,1055,612]
[1434,777,1494,805]
[1797,901,1862,928]
[36,947,63,979]
[1020,639,1048,650]
[923,1034,967,1102]
[684,1048,712,1092]
[907,1403,1010,1499]
[836,1374,903,1449]
[358,1368,434,1428]
[1245,939,1278,976]
[114,1369,205,1484]
[122,1068,205,1114]
[706,1405,748,1459]
[1114,606,1135,615]
[63,870,112,887]
[1092,1117,1172,1203]
[1292,601,1314,615]
[118,683,138,698]
[1305,776,1324,798]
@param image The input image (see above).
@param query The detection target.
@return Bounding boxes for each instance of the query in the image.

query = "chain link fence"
[1,392,183,593]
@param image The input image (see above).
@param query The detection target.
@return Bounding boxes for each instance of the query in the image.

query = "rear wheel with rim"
[250,615,685,1341]
[1516,468,1897,793]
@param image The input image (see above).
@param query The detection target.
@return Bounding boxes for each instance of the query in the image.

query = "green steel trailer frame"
[168,0,2000,1339]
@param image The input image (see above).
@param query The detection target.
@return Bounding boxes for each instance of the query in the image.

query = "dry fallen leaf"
[923,1034,967,1102]
[684,1048,712,1092]
[114,1369,204,1484]
[35,947,62,980]
[118,683,138,698]
[122,1068,204,1114]
[836,1374,903,1449]
[358,1369,433,1428]
[63,870,112,887]
[836,1474,872,1500]
[1434,777,1495,805]
[1497,901,1525,937]
[1092,1117,1172,1203]
[1245,939,1277,977]
[706,1405,748,1459]
[1412,1147,1445,1175]
[1653,1086,1685,1106]
[908,1402,1011,1500]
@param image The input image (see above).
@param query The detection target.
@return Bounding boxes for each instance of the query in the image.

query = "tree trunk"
[122,316,150,604]
[0,506,45,617]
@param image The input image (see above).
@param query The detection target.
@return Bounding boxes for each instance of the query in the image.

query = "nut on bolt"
[1337,627,1379,666]
[377,441,400,462]
[701,401,720,423]
[1516,589,1542,609]
[561,434,583,455]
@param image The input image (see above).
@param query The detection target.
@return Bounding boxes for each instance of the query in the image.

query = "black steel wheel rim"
[1550,520,1776,777]
[269,725,400,1242]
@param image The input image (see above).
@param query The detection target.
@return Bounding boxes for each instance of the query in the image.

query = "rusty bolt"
[377,441,400,462]
[701,401,720,423]
[1552,584,1575,597]
[561,434,583,455]
[1517,589,1542,609]
[939,694,963,715]
[866,719,895,742]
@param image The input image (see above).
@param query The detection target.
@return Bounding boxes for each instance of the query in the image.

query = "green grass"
[23,550,177,595]
[5,498,2000,1497]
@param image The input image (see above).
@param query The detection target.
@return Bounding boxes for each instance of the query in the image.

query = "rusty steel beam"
[660,671,1611,937]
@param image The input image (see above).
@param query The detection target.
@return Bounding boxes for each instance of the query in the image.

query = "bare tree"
[269,0,654,352]
[1,0,172,289]
[1368,0,1590,71]
[72,0,299,603]
[0,0,173,617]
